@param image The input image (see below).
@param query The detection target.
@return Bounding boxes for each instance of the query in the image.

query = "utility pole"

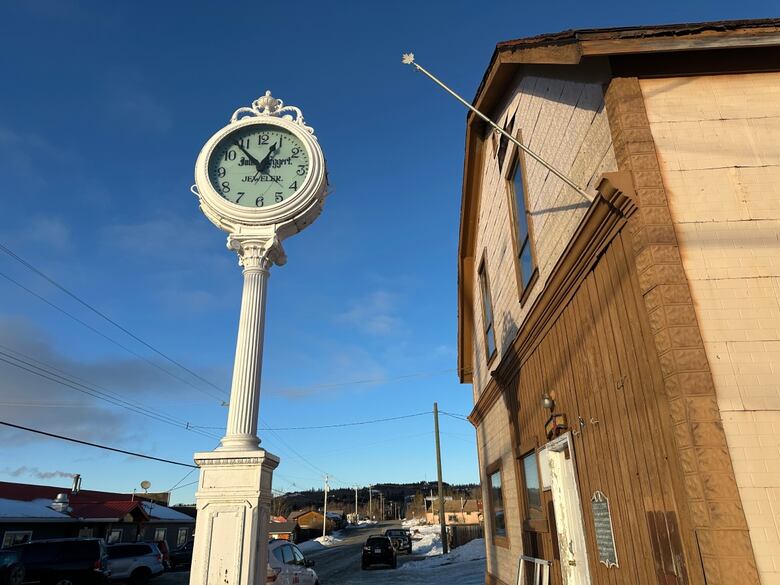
[322,474,329,539]
[369,485,372,519]
[434,402,448,554]
[354,486,359,522]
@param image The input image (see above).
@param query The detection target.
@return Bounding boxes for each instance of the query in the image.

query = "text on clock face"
[207,123,310,208]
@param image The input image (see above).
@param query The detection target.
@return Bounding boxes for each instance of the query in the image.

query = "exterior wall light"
[541,393,554,410]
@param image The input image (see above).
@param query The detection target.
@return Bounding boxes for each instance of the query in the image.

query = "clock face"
[207,123,310,208]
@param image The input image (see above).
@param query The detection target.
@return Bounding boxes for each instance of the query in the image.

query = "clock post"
[188,91,328,585]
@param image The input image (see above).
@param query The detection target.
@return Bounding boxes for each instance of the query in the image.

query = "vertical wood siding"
[512,230,689,585]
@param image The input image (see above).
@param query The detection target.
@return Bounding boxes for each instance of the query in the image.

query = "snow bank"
[401,538,486,571]
[296,532,343,553]
[403,522,442,556]
[402,517,426,528]
[357,519,377,526]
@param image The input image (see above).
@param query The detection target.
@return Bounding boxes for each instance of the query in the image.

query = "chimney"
[71,474,81,494]
[51,493,71,514]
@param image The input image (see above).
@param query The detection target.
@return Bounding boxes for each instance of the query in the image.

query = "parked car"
[107,542,163,584]
[0,550,24,585]
[168,540,193,571]
[149,541,169,571]
[361,535,396,570]
[384,529,412,554]
[9,538,109,585]
[267,540,318,585]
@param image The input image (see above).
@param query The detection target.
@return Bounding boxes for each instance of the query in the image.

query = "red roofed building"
[0,477,194,553]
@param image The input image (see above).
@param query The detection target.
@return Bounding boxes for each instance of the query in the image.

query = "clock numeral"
[224,149,237,161]
[291,147,301,159]
[238,137,251,148]
[288,181,297,191]
[296,165,306,176]
[258,133,270,145]
[255,196,264,207]
[221,181,231,193]
[217,167,226,178]
[275,193,283,203]
[236,192,245,203]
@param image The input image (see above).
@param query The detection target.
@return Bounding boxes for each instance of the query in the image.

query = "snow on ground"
[340,536,486,585]
[357,519,377,526]
[401,538,486,571]
[406,522,444,556]
[296,531,344,553]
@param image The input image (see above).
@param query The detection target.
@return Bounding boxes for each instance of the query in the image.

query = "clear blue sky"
[0,0,774,503]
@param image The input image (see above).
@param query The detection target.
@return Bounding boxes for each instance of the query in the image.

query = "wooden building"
[0,480,195,553]
[459,18,780,585]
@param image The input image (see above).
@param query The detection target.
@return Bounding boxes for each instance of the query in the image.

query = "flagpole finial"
[402,52,415,65]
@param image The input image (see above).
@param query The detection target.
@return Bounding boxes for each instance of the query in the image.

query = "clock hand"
[231,140,265,173]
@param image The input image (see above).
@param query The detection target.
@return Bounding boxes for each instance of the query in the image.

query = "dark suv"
[10,538,109,585]
[384,529,412,554]
[361,535,396,570]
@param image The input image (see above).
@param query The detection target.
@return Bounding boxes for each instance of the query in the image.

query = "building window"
[508,154,537,299]
[154,528,167,542]
[522,451,544,521]
[2,531,32,548]
[478,257,497,362]
[496,115,515,173]
[177,528,189,547]
[487,465,506,541]
[107,529,123,544]
[78,527,93,538]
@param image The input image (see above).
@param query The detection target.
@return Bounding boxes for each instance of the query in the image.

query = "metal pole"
[355,486,358,521]
[433,402,448,554]
[322,475,329,539]
[402,53,594,203]
[369,485,372,519]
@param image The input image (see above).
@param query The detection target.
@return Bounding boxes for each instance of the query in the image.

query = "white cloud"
[336,290,404,336]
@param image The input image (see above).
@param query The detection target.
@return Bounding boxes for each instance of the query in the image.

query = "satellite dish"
[140,480,152,491]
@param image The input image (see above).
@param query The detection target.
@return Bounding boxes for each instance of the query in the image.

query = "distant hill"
[272,481,480,518]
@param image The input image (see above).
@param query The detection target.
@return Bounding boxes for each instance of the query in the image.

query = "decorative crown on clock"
[230,90,315,135]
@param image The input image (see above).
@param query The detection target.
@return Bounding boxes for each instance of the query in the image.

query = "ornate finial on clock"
[256,90,281,114]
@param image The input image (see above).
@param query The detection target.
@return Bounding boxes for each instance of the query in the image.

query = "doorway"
[542,434,591,585]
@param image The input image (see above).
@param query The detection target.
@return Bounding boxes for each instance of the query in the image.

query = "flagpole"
[402,53,594,203]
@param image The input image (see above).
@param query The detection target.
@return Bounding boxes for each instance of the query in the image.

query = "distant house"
[427,500,482,525]
[289,510,337,541]
[268,520,300,543]
[0,480,195,553]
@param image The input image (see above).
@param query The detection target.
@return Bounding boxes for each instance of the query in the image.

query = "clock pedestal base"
[188,449,279,585]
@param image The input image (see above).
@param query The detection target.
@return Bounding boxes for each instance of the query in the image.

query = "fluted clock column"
[219,237,279,451]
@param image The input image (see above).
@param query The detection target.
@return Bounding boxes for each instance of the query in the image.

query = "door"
[545,434,591,585]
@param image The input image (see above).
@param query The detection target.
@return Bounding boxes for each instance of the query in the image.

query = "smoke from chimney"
[4,466,75,480]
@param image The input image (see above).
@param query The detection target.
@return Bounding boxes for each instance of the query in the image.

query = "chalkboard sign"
[591,491,618,568]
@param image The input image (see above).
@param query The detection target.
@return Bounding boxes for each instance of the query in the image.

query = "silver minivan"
[106,543,164,585]
[267,541,318,585]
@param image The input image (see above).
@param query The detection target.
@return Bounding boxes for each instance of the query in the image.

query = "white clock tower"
[188,91,328,585]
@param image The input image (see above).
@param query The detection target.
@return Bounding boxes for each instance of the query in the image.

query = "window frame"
[153,528,167,542]
[177,528,189,548]
[485,459,509,548]
[504,131,539,305]
[477,252,497,366]
[2,530,32,548]
[518,447,547,533]
[107,529,123,544]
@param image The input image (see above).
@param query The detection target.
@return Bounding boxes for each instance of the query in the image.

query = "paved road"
[150,522,421,585]
[304,521,426,584]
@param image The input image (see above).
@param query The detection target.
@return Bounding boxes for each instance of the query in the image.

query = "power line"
[192,410,431,431]
[0,420,197,468]
[439,410,470,422]
[0,269,226,402]
[0,348,220,440]
[0,242,229,400]
[169,480,199,492]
